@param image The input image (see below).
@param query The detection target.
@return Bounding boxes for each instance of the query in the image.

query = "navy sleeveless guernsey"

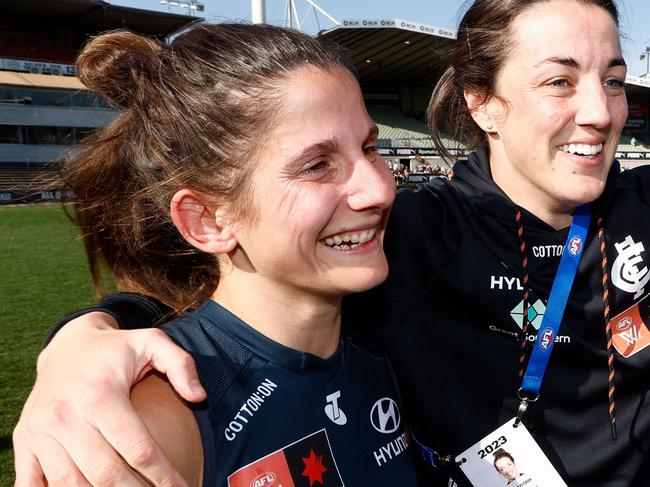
[162,300,418,486]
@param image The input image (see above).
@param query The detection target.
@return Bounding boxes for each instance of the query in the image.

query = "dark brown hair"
[427,0,620,162]
[493,448,515,470]
[63,23,354,311]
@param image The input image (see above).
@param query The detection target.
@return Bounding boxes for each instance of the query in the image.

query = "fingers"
[13,443,45,487]
[13,393,46,487]
[15,397,150,487]
[19,434,91,487]
[91,391,189,487]
[12,399,45,487]
[132,329,206,403]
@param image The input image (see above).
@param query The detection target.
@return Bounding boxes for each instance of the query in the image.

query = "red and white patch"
[228,429,343,487]
[611,296,650,358]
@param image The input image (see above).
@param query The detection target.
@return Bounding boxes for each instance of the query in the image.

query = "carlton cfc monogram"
[612,235,650,299]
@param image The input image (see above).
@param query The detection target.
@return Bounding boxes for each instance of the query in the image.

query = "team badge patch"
[228,429,344,487]
[610,294,650,358]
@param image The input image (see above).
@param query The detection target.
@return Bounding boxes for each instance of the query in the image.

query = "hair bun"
[76,30,162,108]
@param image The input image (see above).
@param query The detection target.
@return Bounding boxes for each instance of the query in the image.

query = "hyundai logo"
[370,397,400,434]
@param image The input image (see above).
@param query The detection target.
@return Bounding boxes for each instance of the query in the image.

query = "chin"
[345,267,389,294]
[566,173,608,206]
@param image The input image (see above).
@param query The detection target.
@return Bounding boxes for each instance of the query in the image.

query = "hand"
[13,312,207,486]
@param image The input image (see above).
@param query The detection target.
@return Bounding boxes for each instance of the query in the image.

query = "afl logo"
[250,473,276,487]
[568,236,582,256]
[617,316,633,331]
[370,397,401,434]
[539,328,554,350]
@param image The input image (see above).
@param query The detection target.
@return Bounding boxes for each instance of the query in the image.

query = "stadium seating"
[367,105,462,150]
[618,133,650,152]
[0,19,78,64]
[0,167,58,191]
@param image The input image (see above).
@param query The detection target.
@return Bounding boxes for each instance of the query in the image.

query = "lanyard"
[516,203,592,421]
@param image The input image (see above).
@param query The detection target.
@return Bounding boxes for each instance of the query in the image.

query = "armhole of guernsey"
[163,313,255,486]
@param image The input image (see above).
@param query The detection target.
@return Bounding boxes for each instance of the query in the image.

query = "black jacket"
[348,147,650,485]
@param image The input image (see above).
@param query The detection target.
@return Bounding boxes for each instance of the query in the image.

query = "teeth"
[559,143,602,156]
[322,227,377,249]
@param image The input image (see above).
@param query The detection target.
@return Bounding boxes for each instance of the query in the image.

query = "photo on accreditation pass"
[458,418,567,487]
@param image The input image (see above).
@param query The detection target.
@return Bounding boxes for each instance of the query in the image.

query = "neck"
[212,269,342,359]
[489,149,575,230]
[509,194,575,230]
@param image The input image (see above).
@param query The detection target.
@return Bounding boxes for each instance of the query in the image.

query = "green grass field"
[0,204,96,485]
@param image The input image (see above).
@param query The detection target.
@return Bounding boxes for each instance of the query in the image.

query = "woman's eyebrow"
[533,56,627,69]
[288,140,338,165]
[287,125,379,164]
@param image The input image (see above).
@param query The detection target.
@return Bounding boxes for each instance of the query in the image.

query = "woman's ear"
[170,189,238,254]
[464,89,500,133]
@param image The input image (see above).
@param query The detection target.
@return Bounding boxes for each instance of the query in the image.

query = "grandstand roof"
[625,75,650,99]
[1,0,196,37]
[318,19,455,87]
[320,19,650,102]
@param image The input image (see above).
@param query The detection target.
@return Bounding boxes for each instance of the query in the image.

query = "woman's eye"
[301,160,328,175]
[548,78,569,88]
[363,145,379,160]
[604,78,625,89]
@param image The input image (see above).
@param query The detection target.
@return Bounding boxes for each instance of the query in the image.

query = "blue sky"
[113,0,650,76]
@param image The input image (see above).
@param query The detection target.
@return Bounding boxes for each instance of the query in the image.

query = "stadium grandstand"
[0,0,195,204]
[1,3,650,203]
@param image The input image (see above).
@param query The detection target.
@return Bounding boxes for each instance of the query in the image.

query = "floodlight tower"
[283,0,339,31]
[250,0,339,31]
[252,0,266,24]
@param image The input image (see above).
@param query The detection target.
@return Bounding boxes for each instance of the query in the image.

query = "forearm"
[44,292,173,346]
[16,295,202,487]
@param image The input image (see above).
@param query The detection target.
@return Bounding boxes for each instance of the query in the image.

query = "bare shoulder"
[131,371,203,486]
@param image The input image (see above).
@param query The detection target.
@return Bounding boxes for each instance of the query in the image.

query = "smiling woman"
[476,0,628,229]
[12,23,416,486]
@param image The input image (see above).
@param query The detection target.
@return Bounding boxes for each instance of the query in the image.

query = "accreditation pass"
[456,418,566,487]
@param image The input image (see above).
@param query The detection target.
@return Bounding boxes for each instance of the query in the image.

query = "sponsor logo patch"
[324,390,347,426]
[510,298,546,330]
[611,294,650,358]
[228,429,343,487]
[370,397,400,434]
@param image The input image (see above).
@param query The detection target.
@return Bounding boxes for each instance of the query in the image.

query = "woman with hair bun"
[13,23,418,486]
[14,0,650,486]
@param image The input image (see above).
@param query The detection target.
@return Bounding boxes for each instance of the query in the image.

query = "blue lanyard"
[519,204,592,398]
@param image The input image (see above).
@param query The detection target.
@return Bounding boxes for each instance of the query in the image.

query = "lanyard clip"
[515,388,539,427]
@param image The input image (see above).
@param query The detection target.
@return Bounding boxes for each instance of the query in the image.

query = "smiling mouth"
[558,142,603,157]
[321,227,377,250]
